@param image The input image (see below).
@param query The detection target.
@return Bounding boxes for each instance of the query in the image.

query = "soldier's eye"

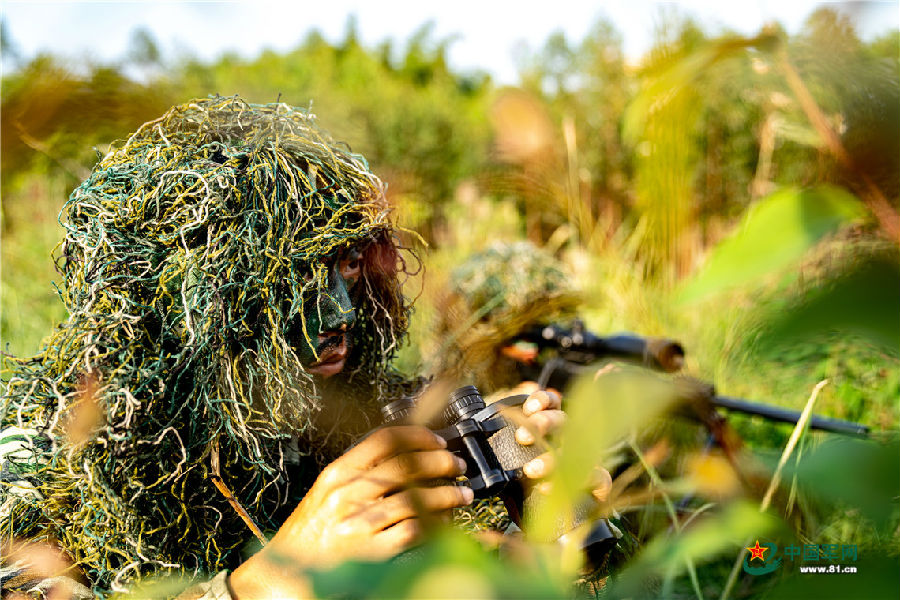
[339,248,361,286]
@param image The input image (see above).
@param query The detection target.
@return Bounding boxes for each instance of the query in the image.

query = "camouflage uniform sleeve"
[175,571,234,600]
[0,425,44,501]
[0,565,93,600]
[1,426,93,599]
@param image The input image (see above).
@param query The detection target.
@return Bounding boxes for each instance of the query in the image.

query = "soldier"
[0,96,564,599]
[433,242,620,578]
[434,240,581,395]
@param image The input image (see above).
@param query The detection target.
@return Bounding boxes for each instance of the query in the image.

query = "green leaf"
[786,437,899,529]
[678,186,866,303]
[307,529,568,599]
[525,368,678,546]
[762,255,900,354]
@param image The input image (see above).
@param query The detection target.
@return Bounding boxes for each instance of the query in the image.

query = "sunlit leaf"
[678,186,866,303]
[525,367,677,548]
[684,452,742,499]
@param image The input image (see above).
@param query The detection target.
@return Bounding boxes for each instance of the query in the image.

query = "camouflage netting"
[435,241,581,392]
[1,96,421,595]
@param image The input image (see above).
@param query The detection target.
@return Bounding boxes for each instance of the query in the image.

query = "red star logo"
[746,540,768,562]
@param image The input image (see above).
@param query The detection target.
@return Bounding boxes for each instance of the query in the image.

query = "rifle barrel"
[713,396,869,437]
[522,325,684,372]
[517,323,871,438]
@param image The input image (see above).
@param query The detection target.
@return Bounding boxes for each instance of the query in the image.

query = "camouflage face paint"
[296,247,362,376]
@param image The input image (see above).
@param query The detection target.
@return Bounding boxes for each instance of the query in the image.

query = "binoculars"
[381,385,539,499]
[381,384,618,565]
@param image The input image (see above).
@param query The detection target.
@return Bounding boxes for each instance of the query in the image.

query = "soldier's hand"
[512,387,612,502]
[229,425,472,599]
[510,386,565,480]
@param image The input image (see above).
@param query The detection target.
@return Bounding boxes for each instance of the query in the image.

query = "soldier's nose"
[317,324,348,344]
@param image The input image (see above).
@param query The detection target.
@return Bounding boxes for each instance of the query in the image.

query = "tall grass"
[1,171,68,362]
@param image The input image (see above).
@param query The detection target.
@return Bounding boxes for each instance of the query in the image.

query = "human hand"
[508,384,612,499]
[228,425,473,599]
[504,384,565,480]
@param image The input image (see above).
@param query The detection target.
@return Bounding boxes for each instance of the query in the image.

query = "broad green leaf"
[525,368,677,546]
[785,437,899,529]
[762,255,900,355]
[678,186,866,303]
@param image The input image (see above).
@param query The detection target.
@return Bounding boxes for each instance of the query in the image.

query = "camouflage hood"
[435,241,580,392]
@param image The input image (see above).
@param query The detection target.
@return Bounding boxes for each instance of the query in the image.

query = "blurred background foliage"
[1,7,898,599]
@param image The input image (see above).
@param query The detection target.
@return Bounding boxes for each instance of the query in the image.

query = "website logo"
[741,541,859,576]
[742,540,781,576]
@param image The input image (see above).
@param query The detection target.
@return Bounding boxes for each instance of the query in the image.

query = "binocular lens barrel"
[382,387,488,429]
[444,385,486,425]
[381,396,417,424]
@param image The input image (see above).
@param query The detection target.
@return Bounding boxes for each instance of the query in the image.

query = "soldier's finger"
[590,467,613,503]
[516,409,565,445]
[354,486,474,533]
[349,450,466,497]
[343,425,447,471]
[522,451,556,479]
[372,518,423,557]
[509,381,541,396]
[522,390,562,415]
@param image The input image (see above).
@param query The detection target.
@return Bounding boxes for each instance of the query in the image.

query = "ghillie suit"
[1,96,421,595]
[435,241,580,394]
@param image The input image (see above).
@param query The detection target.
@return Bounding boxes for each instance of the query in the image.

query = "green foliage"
[610,502,780,598]
[527,370,677,545]
[789,437,899,530]
[0,55,175,196]
[678,186,866,303]
[169,24,491,240]
[622,27,781,283]
[308,530,567,599]
[767,556,900,600]
[622,30,773,147]
[1,173,68,360]
[761,255,900,354]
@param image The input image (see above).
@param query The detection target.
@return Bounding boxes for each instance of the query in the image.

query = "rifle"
[510,319,870,438]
